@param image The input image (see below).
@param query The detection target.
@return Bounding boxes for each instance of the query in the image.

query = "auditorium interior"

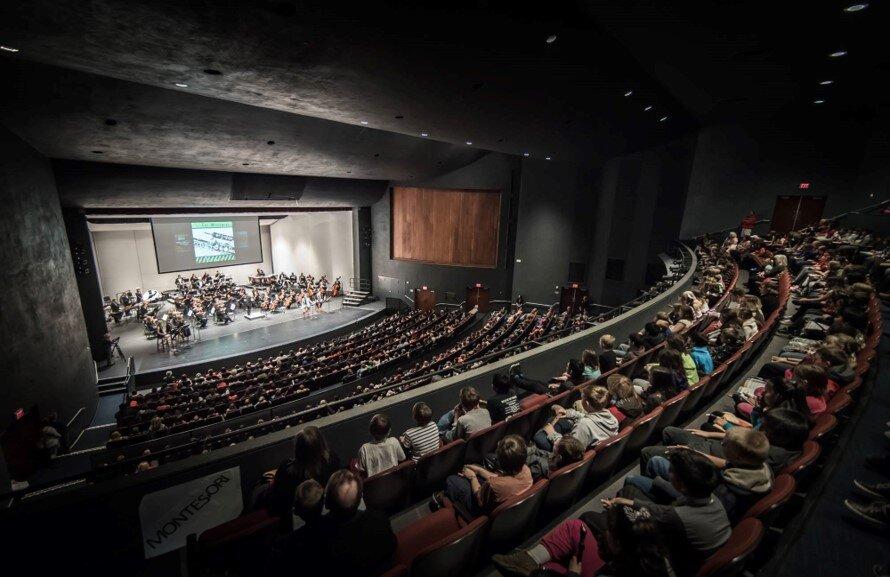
[1,1,890,576]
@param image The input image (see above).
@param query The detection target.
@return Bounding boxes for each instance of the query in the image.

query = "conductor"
[104,332,125,366]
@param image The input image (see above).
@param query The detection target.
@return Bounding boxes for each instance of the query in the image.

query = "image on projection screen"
[151,216,263,273]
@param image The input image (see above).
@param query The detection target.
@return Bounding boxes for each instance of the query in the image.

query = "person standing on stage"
[104,332,125,366]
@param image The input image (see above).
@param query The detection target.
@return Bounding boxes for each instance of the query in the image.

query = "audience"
[399,402,441,460]
[356,413,406,477]
[534,384,618,452]
[438,386,492,442]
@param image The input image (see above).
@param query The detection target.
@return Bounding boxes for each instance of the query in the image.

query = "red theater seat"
[363,459,416,514]
[388,508,489,577]
[695,518,764,577]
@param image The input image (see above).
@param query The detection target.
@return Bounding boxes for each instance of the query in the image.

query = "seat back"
[186,509,280,576]
[410,516,489,577]
[486,480,549,553]
[702,365,727,400]
[363,459,416,515]
[679,379,709,421]
[623,406,664,457]
[504,405,542,441]
[654,390,690,433]
[780,440,821,483]
[743,474,796,526]
[808,413,837,442]
[695,518,764,577]
[414,440,467,498]
[827,392,853,418]
[539,457,593,520]
[585,427,632,489]
[464,421,507,464]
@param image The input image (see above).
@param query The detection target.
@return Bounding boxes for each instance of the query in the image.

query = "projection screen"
[151,216,263,273]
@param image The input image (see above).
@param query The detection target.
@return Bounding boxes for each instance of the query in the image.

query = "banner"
[139,467,242,559]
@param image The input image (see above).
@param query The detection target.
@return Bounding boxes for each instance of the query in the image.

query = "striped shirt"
[400,422,441,460]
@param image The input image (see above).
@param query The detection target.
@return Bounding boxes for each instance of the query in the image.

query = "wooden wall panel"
[392,186,500,268]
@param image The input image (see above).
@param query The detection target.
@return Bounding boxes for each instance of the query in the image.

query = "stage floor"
[100,297,384,377]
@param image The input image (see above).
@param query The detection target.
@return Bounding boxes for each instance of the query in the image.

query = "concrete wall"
[372,152,520,302]
[269,212,354,283]
[91,225,273,297]
[0,127,97,435]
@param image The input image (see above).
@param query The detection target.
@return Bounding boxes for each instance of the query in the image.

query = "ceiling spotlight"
[174,82,188,88]
[420,132,428,137]
[360,120,368,125]
[546,34,558,44]
[545,156,552,161]
[829,50,847,58]
[0,45,19,53]
[659,116,668,122]
[624,90,633,97]
[523,152,530,157]
[814,99,826,104]
[644,105,653,111]
[819,80,834,85]
[466,141,473,145]
[844,3,868,12]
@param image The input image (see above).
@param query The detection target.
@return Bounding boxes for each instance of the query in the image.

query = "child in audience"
[356,413,406,477]
[667,336,700,385]
[438,387,492,442]
[689,332,714,375]
[534,384,618,451]
[606,374,644,423]
[399,402,441,461]
[598,335,618,372]
[581,349,601,381]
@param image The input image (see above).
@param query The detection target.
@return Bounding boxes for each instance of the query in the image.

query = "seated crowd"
[238,221,882,577]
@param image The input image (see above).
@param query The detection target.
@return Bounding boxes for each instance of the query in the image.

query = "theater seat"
[695,518,764,577]
[464,421,507,464]
[388,508,489,577]
[623,406,664,457]
[519,394,548,410]
[654,390,690,434]
[585,427,632,489]
[413,439,466,499]
[485,479,549,554]
[186,509,280,576]
[504,405,542,440]
[808,413,837,442]
[743,474,796,526]
[780,440,821,483]
[539,456,593,520]
[826,392,853,419]
[679,379,709,421]
[363,459,416,515]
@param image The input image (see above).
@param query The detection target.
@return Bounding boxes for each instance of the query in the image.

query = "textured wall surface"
[0,127,96,433]
[270,212,354,284]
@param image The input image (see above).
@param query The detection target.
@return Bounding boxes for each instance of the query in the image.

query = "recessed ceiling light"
[819,80,834,85]
[104,118,118,126]
[267,140,275,145]
[829,50,847,58]
[814,99,825,104]
[844,3,868,12]
[0,45,19,53]
[360,121,368,125]
[624,90,633,97]
[545,156,552,161]
[394,115,404,119]
[659,116,668,122]
[546,34,558,44]
[174,82,188,88]
[644,105,653,111]
[466,141,473,145]
[420,132,428,137]
[523,152,530,157]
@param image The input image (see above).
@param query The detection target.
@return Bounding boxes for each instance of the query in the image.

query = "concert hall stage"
[100,297,386,385]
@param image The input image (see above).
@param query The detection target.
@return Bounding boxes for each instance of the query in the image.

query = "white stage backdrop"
[270,212,354,286]
[92,225,274,297]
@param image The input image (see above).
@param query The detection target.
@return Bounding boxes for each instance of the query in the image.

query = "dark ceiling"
[0,0,886,189]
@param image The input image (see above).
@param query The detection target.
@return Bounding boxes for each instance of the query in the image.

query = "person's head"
[607,374,635,401]
[648,366,676,393]
[369,413,391,441]
[739,308,755,321]
[761,408,810,452]
[667,448,720,498]
[599,334,615,351]
[666,336,688,354]
[293,479,324,523]
[566,358,585,381]
[814,346,848,369]
[581,349,599,370]
[723,428,770,468]
[690,331,710,348]
[325,469,363,519]
[677,305,694,321]
[792,363,829,397]
[492,373,512,394]
[459,386,481,411]
[581,384,611,413]
[293,426,330,479]
[628,333,645,348]
[496,435,528,476]
[552,435,585,467]
[657,348,684,374]
[602,505,674,577]
[644,322,661,337]
[411,402,433,426]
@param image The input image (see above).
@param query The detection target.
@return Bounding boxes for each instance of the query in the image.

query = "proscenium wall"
[269,212,354,282]
[373,153,520,302]
[0,127,97,434]
[91,224,274,297]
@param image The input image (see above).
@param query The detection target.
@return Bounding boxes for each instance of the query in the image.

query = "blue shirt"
[690,346,714,375]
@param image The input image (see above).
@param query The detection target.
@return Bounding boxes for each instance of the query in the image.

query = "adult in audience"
[399,402,441,460]
[356,413,406,477]
[268,426,341,521]
[487,373,522,423]
[267,479,325,574]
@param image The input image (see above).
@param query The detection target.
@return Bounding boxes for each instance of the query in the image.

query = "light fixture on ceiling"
[546,34,558,44]
[466,141,473,145]
[0,45,19,53]
[360,120,368,125]
[174,82,188,88]
[420,132,428,137]
[523,152,530,157]
[819,80,834,85]
[545,156,552,161]
[644,105,653,111]
[659,116,668,122]
[844,3,868,12]
[814,99,826,104]
[267,140,275,145]
[91,150,104,154]
[624,90,633,97]
[829,50,848,58]
[203,68,222,75]
[242,162,250,166]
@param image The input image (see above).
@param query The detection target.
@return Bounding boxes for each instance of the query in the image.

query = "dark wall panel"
[392,186,500,267]
[0,128,97,438]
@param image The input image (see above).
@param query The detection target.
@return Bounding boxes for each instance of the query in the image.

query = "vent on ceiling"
[231,174,307,201]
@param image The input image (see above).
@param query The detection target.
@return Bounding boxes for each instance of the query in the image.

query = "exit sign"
[799,182,811,190]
